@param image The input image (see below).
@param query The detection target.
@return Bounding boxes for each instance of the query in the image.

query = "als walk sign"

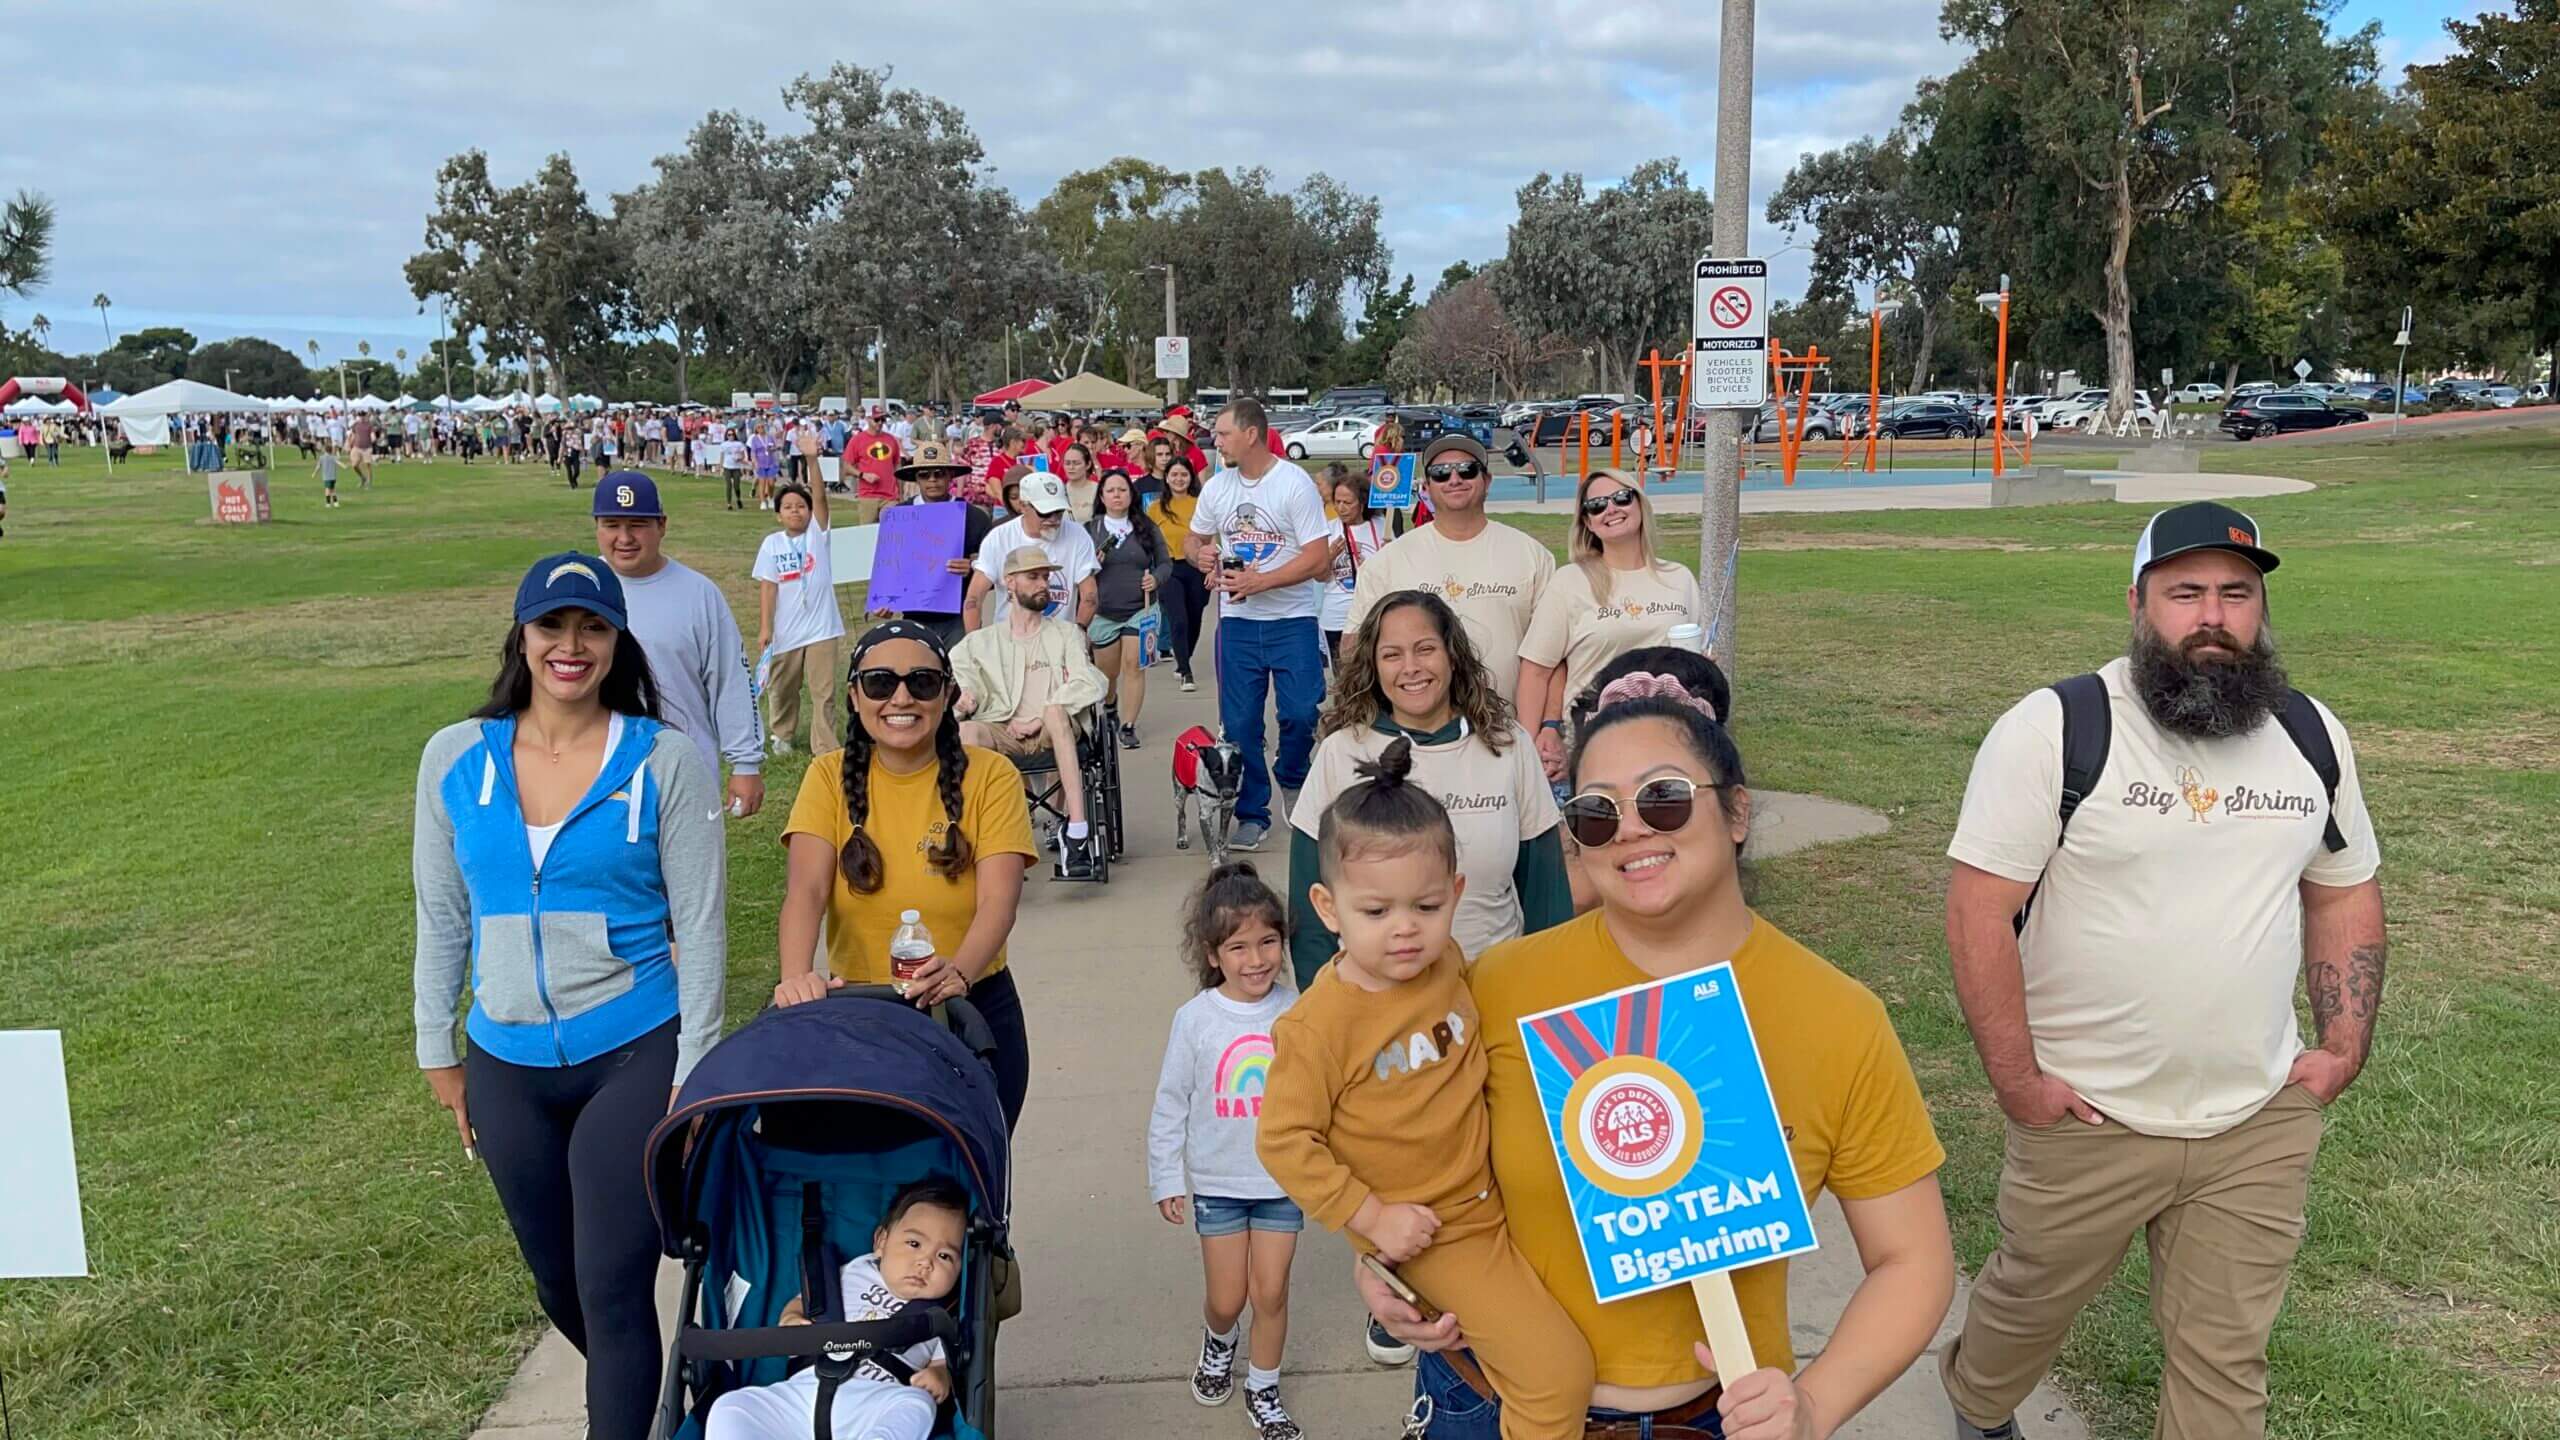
[1692,257,1771,409]
[1519,962,1816,1330]
[1367,450,1417,510]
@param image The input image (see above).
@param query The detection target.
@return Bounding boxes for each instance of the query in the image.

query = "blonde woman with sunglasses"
[1514,470,1703,783]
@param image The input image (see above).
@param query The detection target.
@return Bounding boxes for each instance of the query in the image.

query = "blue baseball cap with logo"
[515,552,629,632]
[591,471,665,519]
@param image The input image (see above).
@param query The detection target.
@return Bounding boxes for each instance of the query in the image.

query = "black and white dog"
[1171,725,1245,868]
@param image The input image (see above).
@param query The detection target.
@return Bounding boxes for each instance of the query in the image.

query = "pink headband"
[1593,672,1721,722]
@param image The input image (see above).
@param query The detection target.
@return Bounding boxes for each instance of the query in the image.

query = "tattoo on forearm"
[2309,940,2387,1063]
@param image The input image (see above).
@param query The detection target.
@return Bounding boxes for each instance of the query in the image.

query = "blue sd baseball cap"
[515,552,629,631]
[591,471,665,519]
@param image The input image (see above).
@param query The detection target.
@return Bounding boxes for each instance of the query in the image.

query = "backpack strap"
[2052,672,2113,835]
[2017,673,2112,935]
[2275,689,2348,853]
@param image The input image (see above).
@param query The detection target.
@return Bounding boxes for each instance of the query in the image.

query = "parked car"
[2527,381,2552,402]
[1278,413,1377,460]
[2170,382,2227,403]
[2426,378,2488,406]
[2476,385,2522,409]
[1751,401,1840,443]
[2232,381,2278,399]
[1312,385,1393,417]
[1872,398,1980,439]
[2045,390,2158,430]
[2219,392,2369,439]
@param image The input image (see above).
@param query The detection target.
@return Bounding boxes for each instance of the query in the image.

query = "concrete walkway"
[1488,469,2312,517]
[468,655,2086,1440]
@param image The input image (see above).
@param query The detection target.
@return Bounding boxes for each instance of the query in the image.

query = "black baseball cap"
[2132,501,2279,582]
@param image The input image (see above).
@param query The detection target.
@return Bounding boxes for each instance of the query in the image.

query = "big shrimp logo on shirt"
[1223,502,1288,569]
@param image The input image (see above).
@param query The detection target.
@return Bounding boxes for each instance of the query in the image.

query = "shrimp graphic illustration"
[2178,765,2218,823]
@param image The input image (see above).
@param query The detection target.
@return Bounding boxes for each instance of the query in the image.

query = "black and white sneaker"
[1119,722,1142,750]
[1180,675,1198,693]
[1243,1384,1302,1440]
[1054,832,1098,880]
[1364,1314,1415,1366]
[1190,1328,1237,1406]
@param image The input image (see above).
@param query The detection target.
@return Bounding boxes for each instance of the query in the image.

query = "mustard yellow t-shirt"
[1469,910,1944,1387]
[1150,492,1198,559]
[783,746,1038,983]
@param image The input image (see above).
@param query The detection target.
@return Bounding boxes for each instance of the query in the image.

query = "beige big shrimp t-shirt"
[1517,559,1704,712]
[1948,657,2380,1137]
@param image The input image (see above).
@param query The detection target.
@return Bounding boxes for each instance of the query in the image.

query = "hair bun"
[1354,735,1416,789]
[1207,860,1263,885]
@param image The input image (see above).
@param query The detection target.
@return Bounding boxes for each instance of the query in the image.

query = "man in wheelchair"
[952,547,1112,879]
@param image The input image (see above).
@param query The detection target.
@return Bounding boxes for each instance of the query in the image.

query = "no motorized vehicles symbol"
[1708,287,1752,331]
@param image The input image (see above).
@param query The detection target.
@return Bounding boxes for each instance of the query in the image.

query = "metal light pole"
[1149,263,1180,407]
[2392,304,2412,441]
[875,326,888,406]
[1864,297,1902,472]
[1696,0,1757,673]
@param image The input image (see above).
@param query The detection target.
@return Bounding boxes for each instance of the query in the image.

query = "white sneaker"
[767,737,794,757]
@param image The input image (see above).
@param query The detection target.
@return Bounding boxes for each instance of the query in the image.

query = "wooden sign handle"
[1691,1272,1755,1382]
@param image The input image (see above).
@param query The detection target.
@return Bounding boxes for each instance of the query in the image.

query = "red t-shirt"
[851,431,903,499]
[1043,435,1073,471]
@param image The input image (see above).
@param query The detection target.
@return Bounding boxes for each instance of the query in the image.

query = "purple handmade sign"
[865,502,967,614]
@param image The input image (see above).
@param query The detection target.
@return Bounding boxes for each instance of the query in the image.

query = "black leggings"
[969,967,1032,1131]
[1158,564,1211,679]
[468,1019,676,1440]
[563,452,583,488]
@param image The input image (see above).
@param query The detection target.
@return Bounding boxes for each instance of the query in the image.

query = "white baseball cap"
[1019,473,1071,515]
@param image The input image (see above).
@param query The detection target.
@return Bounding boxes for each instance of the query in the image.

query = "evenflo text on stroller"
[645,987,1016,1439]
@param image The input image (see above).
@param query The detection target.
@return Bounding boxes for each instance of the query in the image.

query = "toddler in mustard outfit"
[1258,738,1593,1440]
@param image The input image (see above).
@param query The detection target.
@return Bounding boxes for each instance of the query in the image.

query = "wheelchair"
[1010,698,1127,883]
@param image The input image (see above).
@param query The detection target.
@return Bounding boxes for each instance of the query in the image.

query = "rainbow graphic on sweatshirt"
[1215,1034,1275,1119]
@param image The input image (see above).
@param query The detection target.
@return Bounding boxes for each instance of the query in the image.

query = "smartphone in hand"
[1360,1254,1441,1322]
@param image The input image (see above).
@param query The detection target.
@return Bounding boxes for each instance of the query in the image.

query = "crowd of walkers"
[414,395,2389,1440]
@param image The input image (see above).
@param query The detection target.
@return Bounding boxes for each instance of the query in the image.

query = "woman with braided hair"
[773,620,1041,1127]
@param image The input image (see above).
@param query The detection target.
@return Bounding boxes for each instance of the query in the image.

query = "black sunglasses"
[852,667,950,703]
[1580,486,1641,518]
[1562,776,1717,848]
[1425,459,1485,482]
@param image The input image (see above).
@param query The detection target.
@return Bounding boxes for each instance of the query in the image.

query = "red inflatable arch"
[0,376,91,411]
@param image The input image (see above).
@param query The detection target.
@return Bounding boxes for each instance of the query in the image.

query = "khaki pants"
[1942,1084,2326,1440]
[765,637,841,754]
[853,496,888,526]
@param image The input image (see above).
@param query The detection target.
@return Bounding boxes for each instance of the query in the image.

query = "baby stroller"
[646,987,1016,1439]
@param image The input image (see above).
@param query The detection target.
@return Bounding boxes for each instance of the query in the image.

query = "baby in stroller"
[704,1179,967,1440]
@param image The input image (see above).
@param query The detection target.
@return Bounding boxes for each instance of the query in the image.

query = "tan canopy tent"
[1016,372,1164,411]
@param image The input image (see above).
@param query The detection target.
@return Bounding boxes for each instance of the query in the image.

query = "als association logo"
[1533,985,1705,1197]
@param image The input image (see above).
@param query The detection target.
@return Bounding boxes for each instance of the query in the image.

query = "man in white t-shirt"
[752,478,847,756]
[968,471,1099,629]
[1185,399,1335,849]
[1940,502,2386,1440]
[1344,434,1555,698]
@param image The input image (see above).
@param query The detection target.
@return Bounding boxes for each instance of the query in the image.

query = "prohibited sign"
[1693,257,1770,408]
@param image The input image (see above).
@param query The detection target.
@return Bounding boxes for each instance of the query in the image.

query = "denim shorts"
[1193,1194,1304,1238]
[1414,1351,1725,1439]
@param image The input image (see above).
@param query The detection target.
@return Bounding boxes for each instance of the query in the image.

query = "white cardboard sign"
[1693,258,1770,408]
[0,1031,88,1278]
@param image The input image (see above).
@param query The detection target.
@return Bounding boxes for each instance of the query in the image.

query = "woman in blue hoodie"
[413,551,729,1440]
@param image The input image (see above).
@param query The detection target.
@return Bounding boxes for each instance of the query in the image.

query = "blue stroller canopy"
[646,992,1012,1255]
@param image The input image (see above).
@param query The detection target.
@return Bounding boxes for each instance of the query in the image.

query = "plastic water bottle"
[889,910,936,985]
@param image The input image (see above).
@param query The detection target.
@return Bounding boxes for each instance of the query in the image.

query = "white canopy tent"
[100,379,273,469]
[533,394,563,413]
[4,396,75,416]
[461,395,501,412]
[103,378,273,416]
[349,394,391,412]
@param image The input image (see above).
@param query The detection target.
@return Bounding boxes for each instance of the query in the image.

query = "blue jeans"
[1414,1351,1724,1440]
[1214,615,1323,827]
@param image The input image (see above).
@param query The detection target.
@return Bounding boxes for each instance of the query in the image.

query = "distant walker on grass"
[411,551,731,1440]
[1941,500,2389,1440]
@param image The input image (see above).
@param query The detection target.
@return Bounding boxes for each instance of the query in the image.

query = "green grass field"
[2,436,2553,1438]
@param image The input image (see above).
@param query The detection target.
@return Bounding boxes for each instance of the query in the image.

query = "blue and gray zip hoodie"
[412,713,729,1083]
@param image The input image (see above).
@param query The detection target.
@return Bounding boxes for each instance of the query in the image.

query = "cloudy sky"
[3,0,2475,372]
